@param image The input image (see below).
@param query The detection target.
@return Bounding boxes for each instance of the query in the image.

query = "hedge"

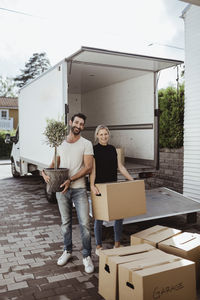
[159,84,184,149]
[0,130,15,159]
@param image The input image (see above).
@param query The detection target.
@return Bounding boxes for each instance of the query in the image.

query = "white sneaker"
[83,256,94,273]
[57,250,72,266]
[95,247,103,256]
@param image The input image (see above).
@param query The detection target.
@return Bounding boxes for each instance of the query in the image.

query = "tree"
[43,118,67,169]
[159,84,184,149]
[0,76,18,97]
[14,52,51,88]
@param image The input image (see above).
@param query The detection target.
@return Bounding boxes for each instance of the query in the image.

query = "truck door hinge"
[65,104,69,124]
[65,104,69,114]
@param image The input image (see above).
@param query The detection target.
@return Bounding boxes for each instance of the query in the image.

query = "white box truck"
[9,47,183,175]
[7,47,200,224]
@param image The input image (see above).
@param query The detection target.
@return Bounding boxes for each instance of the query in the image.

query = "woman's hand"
[90,185,100,195]
[60,179,71,194]
[42,170,50,183]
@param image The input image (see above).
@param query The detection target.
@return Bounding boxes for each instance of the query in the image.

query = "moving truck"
[8,47,200,224]
[8,47,183,178]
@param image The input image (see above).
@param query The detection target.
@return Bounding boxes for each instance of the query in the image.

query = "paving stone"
[54,285,75,295]
[15,273,34,282]
[33,289,57,299]
[47,274,66,283]
[84,282,95,289]
[19,285,40,297]
[64,271,83,279]
[39,281,60,291]
[27,277,49,287]
[7,281,28,291]
[0,267,10,274]
[0,289,21,298]
[76,275,93,283]
[47,296,70,300]
[0,278,15,285]
[1,176,200,299]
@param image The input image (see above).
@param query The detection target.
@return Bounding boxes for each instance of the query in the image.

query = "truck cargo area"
[67,47,183,173]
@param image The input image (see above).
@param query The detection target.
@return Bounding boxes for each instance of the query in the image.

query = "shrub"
[0,130,15,158]
[159,84,184,149]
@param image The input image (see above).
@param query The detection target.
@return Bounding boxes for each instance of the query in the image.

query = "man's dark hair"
[71,113,87,123]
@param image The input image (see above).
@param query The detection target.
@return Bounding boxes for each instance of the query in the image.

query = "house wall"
[9,109,18,129]
[183,5,200,201]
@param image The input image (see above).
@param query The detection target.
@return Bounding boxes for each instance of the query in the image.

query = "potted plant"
[43,118,69,193]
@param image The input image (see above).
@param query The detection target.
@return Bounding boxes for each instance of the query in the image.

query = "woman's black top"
[93,143,118,184]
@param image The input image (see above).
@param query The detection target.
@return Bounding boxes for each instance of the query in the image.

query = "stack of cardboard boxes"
[98,225,199,300]
[91,179,199,299]
[131,225,200,287]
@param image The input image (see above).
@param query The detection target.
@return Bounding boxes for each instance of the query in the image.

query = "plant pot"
[44,168,69,193]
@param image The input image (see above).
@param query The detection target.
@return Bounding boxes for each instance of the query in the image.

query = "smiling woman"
[90,124,134,254]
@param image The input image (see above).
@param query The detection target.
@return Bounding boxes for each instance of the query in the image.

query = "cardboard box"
[158,232,200,285]
[118,251,196,300]
[91,180,146,221]
[98,244,156,300]
[116,148,125,165]
[130,225,181,247]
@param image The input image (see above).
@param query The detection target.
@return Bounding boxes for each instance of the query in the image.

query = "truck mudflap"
[88,187,200,227]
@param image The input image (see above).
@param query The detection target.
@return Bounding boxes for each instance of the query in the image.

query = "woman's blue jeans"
[94,219,123,246]
[56,188,91,258]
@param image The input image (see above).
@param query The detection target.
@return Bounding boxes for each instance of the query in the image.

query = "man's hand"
[60,179,71,194]
[42,170,50,183]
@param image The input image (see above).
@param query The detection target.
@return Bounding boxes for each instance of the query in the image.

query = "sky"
[0,0,187,89]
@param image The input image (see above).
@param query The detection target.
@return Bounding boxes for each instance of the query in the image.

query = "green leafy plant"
[159,84,184,149]
[43,118,67,169]
[0,130,16,158]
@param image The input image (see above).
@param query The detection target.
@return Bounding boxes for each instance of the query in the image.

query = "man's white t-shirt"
[57,136,93,188]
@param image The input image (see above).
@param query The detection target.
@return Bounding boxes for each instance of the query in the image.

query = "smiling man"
[42,113,94,273]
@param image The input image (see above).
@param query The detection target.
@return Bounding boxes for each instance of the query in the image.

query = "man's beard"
[71,126,81,135]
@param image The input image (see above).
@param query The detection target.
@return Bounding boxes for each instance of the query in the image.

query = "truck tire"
[30,170,40,176]
[11,161,20,178]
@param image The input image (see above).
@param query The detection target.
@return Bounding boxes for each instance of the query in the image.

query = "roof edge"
[66,46,183,65]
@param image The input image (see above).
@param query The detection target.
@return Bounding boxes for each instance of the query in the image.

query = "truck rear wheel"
[11,161,20,178]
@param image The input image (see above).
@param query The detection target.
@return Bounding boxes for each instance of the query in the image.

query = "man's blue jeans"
[56,188,91,258]
[94,219,123,246]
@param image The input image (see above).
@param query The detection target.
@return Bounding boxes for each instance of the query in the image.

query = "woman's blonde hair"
[94,124,110,143]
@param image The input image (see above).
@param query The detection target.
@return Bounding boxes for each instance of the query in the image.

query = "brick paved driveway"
[0,176,105,300]
[1,174,200,299]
